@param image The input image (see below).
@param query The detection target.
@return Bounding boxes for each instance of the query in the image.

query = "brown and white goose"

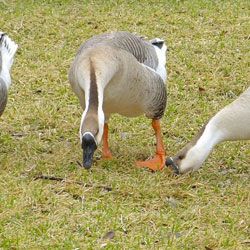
[0,32,18,116]
[69,31,167,170]
[166,87,250,174]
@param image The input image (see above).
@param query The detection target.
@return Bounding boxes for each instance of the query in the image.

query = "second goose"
[69,31,167,170]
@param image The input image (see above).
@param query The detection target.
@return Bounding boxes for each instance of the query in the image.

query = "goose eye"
[178,154,185,160]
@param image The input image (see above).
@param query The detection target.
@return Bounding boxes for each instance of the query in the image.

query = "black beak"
[165,157,180,175]
[81,133,97,169]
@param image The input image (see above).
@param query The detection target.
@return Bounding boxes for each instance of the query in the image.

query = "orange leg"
[136,119,166,171]
[102,123,113,159]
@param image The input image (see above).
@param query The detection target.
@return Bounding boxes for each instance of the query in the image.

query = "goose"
[0,32,18,117]
[69,31,167,170]
[166,87,250,174]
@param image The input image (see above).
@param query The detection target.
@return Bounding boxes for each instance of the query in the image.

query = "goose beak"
[81,133,97,169]
[165,157,180,175]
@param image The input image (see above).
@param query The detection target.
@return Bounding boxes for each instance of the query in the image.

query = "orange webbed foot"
[136,153,165,171]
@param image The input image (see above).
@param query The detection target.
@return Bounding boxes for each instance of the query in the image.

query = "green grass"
[0,0,249,249]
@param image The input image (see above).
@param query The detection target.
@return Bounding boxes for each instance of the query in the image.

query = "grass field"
[0,0,249,249]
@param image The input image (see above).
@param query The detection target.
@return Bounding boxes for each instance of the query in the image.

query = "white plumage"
[166,87,250,174]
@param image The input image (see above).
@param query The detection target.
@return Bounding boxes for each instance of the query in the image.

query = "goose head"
[166,124,215,174]
[81,132,98,169]
[165,144,205,175]
[80,107,105,169]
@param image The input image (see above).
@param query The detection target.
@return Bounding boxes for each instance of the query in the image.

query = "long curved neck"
[0,78,8,116]
[81,61,99,134]
[179,88,250,173]
[188,121,223,165]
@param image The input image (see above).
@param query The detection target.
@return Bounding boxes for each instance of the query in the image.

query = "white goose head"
[166,124,214,174]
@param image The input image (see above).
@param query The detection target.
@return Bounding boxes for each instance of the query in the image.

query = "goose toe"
[136,154,165,171]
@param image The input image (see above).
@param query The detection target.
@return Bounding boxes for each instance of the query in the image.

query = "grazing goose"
[69,31,167,170]
[166,87,250,174]
[0,32,18,116]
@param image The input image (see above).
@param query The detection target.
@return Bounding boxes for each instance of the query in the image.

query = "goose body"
[0,33,18,116]
[69,31,167,170]
[166,87,250,174]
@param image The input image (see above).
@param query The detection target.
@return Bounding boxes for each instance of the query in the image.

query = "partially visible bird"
[166,87,250,174]
[0,32,18,117]
[69,31,167,170]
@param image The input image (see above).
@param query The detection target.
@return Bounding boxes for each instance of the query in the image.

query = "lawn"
[0,0,249,249]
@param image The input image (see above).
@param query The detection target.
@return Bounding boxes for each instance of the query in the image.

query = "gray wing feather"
[77,31,159,70]
[145,71,167,119]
